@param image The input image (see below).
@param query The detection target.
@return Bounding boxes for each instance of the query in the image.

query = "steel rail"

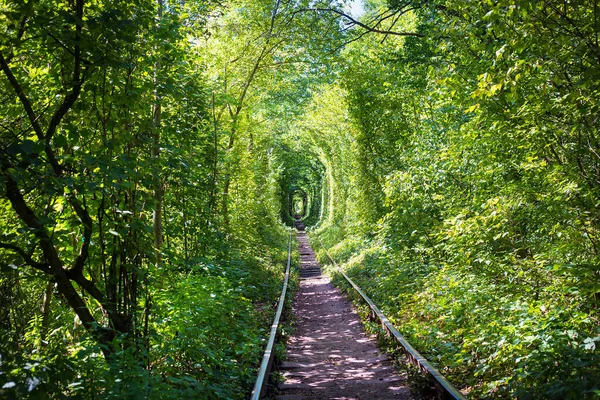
[318,238,467,400]
[250,231,293,400]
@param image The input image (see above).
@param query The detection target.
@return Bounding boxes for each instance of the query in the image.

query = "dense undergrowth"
[1,242,290,399]
[316,235,599,399]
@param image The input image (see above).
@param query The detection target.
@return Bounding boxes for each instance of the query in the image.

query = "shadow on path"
[275,232,412,400]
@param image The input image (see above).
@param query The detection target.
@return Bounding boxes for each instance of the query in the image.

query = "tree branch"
[3,170,118,355]
[0,51,45,141]
[44,0,84,142]
[5,14,29,64]
[0,242,51,273]
[68,195,92,275]
[299,7,424,37]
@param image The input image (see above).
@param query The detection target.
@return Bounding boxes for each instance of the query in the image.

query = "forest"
[0,0,599,398]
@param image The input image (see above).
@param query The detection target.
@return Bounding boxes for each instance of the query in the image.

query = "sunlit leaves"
[1,0,292,398]
[305,0,600,398]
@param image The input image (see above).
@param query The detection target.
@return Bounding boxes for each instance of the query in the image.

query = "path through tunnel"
[277,144,330,230]
[290,188,307,219]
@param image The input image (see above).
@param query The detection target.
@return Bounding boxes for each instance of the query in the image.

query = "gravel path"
[275,231,412,400]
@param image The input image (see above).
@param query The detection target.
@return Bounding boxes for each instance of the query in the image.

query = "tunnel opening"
[277,146,326,229]
[290,189,308,219]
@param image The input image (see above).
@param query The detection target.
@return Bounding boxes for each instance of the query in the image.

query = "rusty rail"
[250,231,293,400]
[318,238,467,400]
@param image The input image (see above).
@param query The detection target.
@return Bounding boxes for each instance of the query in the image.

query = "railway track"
[250,231,293,400]
[296,221,321,278]
[319,240,467,400]
[251,222,466,400]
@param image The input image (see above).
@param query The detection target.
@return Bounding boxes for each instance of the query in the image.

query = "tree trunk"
[40,280,54,342]
[152,0,164,267]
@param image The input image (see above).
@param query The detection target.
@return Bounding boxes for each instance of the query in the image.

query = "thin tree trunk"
[152,0,164,267]
[220,1,284,228]
[40,280,53,342]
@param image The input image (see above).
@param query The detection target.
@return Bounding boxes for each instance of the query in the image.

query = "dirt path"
[275,230,412,400]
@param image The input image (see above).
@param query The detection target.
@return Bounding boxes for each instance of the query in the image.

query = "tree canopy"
[1,0,598,398]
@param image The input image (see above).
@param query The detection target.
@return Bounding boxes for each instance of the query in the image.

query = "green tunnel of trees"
[1,0,599,399]
[289,189,307,217]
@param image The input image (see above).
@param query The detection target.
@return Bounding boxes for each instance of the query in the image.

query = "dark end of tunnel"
[295,216,306,231]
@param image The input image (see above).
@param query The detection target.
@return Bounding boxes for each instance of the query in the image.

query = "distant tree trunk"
[221,46,270,228]
[40,280,54,342]
[152,0,164,267]
[218,0,285,229]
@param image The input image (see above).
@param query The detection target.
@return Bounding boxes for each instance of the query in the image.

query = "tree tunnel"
[277,145,327,228]
[290,188,308,218]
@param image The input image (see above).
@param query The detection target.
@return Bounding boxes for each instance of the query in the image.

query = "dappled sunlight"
[276,235,411,399]
[2,0,598,398]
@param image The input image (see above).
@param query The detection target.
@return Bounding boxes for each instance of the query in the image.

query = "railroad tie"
[296,230,321,279]
[274,232,411,400]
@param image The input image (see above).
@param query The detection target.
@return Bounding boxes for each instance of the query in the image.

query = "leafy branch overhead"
[297,7,424,37]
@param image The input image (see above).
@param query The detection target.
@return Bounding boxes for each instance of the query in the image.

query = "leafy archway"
[289,188,307,218]
[276,144,326,228]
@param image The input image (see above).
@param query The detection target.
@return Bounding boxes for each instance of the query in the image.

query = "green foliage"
[151,273,264,399]
[305,0,600,397]
[3,0,600,398]
[1,0,293,398]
